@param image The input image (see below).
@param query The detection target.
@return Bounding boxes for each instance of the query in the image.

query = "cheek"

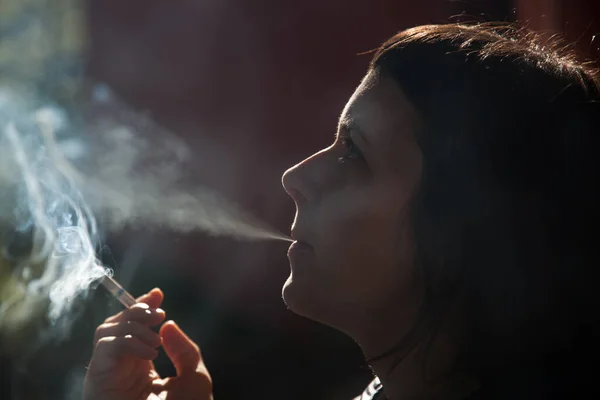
[315,190,415,302]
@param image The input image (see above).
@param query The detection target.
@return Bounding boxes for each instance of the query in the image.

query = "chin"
[282,280,355,338]
[281,275,320,319]
[281,275,342,330]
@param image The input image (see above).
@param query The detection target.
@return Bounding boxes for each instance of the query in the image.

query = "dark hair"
[369,24,600,396]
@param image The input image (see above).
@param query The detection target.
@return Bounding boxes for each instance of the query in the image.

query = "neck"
[351,308,479,400]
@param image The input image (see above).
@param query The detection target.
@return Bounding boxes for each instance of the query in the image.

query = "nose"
[282,163,309,205]
[282,147,332,205]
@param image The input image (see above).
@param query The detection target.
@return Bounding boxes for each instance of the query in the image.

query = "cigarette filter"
[100,275,137,308]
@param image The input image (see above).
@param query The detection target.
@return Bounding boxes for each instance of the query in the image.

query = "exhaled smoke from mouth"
[46,96,291,243]
[0,85,289,345]
[80,123,288,242]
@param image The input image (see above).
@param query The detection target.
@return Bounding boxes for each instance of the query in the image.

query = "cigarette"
[100,275,137,308]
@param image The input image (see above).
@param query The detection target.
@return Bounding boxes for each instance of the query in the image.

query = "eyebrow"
[338,116,370,145]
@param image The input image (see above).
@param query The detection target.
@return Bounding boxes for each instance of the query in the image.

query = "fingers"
[160,321,204,377]
[93,309,164,368]
[88,288,167,377]
[94,321,162,347]
[135,288,164,309]
[104,302,166,326]
[94,335,159,366]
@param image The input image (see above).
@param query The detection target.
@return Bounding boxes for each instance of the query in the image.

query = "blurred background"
[0,0,598,399]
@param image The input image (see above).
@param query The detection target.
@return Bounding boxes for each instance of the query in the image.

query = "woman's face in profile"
[282,70,424,332]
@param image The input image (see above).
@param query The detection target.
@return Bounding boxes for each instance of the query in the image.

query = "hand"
[83,288,213,400]
[151,321,213,400]
[83,288,165,400]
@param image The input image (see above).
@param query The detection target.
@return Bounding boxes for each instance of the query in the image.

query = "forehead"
[339,69,420,137]
[339,69,423,184]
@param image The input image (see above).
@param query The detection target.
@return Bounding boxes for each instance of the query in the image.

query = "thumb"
[160,321,202,376]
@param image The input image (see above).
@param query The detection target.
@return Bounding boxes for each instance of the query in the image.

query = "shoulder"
[353,377,384,400]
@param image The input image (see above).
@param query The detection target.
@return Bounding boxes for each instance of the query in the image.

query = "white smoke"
[76,104,287,241]
[0,0,290,363]
[0,85,289,343]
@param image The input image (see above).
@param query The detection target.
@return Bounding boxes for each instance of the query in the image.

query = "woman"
[83,24,600,399]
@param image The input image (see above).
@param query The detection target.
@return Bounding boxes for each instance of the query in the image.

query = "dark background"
[1,0,598,399]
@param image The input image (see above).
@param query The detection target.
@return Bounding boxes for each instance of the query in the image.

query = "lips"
[288,230,313,261]
[287,240,313,261]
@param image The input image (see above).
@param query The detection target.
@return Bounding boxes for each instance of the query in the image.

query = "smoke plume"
[0,85,289,347]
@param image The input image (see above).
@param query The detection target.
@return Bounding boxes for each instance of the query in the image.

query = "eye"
[338,136,364,163]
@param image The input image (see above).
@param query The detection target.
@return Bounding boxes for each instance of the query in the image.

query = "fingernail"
[137,303,150,309]
[164,320,176,327]
[155,308,165,315]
